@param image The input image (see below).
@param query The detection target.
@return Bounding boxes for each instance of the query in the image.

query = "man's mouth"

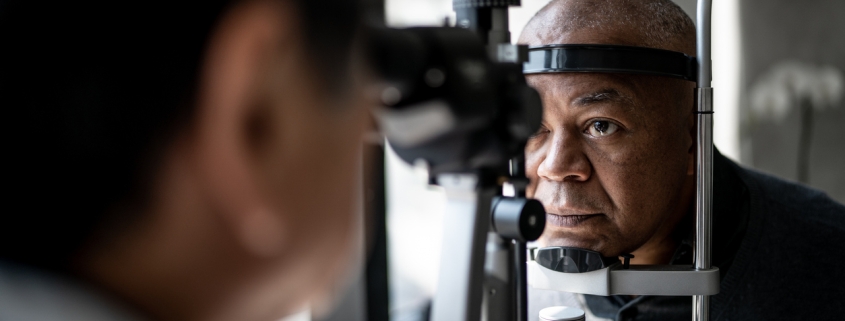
[546,213,601,227]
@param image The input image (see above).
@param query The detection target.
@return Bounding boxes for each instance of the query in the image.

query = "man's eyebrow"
[572,88,633,107]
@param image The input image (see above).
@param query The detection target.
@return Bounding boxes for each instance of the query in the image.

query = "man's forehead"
[527,72,643,106]
[520,28,644,48]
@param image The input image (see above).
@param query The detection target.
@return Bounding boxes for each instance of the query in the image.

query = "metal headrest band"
[523,44,697,82]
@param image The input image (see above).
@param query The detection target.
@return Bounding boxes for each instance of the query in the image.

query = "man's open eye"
[587,120,619,137]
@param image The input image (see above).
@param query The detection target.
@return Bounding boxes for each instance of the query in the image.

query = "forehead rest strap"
[523,44,697,82]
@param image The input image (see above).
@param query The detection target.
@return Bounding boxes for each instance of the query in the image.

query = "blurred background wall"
[740,0,845,203]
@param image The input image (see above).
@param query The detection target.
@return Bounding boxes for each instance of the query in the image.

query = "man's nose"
[537,130,592,182]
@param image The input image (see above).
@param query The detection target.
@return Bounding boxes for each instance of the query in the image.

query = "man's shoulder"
[713,158,845,320]
[728,159,845,229]
[728,160,845,255]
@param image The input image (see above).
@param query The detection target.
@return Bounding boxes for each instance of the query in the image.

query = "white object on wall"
[711,0,743,162]
[748,60,844,183]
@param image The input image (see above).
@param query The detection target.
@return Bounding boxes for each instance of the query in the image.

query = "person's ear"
[190,0,296,258]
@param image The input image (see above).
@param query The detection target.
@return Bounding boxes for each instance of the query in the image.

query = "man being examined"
[520,0,845,320]
[1,1,370,320]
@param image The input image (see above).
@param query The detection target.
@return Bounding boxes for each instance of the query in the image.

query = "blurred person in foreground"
[0,1,370,320]
[521,0,845,320]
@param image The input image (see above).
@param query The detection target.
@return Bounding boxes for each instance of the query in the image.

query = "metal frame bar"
[527,261,720,296]
[694,0,714,320]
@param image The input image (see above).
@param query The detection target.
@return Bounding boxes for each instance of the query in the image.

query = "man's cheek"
[526,182,537,198]
[524,148,544,197]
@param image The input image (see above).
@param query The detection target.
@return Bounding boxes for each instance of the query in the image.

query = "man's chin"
[537,229,618,256]
[538,231,644,259]
[538,233,606,254]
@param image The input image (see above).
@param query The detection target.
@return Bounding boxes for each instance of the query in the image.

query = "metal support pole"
[513,240,528,321]
[483,232,515,321]
[509,156,529,321]
[693,89,713,321]
[488,7,510,44]
[364,142,389,321]
[694,1,713,321]
[697,0,713,87]
[432,173,496,321]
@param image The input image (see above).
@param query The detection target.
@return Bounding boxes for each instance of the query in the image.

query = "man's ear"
[190,0,296,258]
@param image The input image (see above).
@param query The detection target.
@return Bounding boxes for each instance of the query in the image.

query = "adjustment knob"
[492,197,546,242]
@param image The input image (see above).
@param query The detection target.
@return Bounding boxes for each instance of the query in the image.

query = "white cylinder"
[539,306,585,321]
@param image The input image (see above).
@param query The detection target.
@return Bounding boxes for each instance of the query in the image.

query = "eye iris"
[594,121,609,133]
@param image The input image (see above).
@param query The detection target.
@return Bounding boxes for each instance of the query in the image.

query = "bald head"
[520,0,695,55]
[519,0,697,114]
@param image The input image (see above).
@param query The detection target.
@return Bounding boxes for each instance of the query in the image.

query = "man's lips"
[546,213,602,227]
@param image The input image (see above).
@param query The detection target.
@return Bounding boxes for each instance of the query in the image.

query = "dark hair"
[0,0,360,269]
